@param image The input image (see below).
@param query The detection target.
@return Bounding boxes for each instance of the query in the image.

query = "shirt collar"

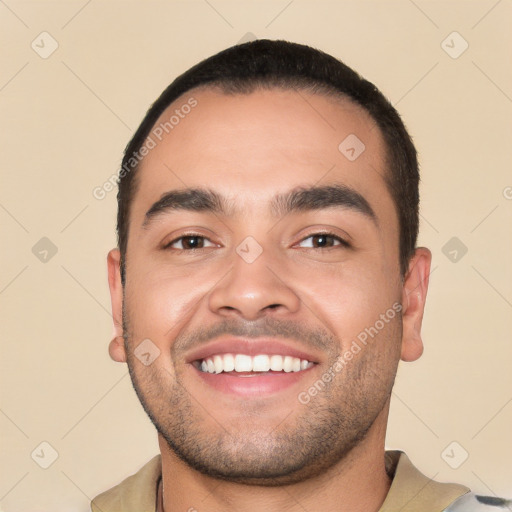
[379,450,470,512]
[92,451,470,512]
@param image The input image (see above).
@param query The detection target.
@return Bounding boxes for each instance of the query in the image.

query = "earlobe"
[109,335,127,363]
[107,248,127,363]
[400,247,432,362]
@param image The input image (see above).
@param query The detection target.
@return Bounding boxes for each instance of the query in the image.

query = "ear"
[400,247,432,362]
[107,248,127,363]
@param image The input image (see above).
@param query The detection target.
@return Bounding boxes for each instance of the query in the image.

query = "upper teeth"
[198,354,313,374]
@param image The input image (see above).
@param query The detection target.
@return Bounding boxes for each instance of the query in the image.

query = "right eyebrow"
[142,188,233,229]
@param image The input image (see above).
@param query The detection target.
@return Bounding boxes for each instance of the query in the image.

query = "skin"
[107,87,431,512]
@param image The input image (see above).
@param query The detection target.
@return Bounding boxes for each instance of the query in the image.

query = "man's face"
[108,88,428,484]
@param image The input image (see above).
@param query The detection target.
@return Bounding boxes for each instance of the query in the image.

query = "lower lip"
[191,366,314,396]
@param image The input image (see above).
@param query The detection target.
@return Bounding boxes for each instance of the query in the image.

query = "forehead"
[131,87,393,224]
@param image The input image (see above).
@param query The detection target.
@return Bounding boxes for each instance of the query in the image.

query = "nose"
[207,244,301,321]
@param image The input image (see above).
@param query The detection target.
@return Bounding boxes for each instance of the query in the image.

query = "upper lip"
[185,338,322,364]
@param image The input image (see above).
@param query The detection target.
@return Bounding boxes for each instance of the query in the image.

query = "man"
[92,40,508,511]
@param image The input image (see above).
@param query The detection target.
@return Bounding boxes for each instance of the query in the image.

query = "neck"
[158,410,392,512]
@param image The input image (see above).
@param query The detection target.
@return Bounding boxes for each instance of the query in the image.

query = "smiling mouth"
[193,353,315,375]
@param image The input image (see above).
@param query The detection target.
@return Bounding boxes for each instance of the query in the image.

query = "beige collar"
[379,451,470,511]
[92,450,470,512]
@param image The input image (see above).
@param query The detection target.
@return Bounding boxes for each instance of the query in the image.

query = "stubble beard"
[122,303,400,486]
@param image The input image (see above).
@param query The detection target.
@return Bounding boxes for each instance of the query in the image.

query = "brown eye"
[298,233,349,249]
[164,235,214,250]
[181,236,204,249]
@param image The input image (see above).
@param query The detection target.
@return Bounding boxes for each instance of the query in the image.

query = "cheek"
[297,259,399,344]
[124,266,204,344]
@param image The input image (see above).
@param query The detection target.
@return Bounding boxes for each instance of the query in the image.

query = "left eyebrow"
[271,184,378,225]
[142,184,377,229]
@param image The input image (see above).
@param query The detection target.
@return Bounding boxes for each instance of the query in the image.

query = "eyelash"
[162,232,351,251]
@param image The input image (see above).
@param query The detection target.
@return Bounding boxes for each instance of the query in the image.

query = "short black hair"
[116,39,419,283]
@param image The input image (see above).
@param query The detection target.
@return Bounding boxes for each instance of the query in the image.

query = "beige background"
[1,0,511,510]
